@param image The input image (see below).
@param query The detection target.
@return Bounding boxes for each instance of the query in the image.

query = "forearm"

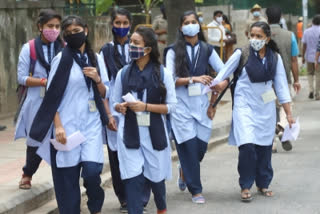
[103,99,112,118]
[26,77,46,87]
[53,112,63,129]
[291,56,299,82]
[96,80,106,98]
[146,103,168,114]
[282,102,292,117]
[302,44,306,58]
[210,92,218,105]
[315,51,320,62]
[175,77,191,87]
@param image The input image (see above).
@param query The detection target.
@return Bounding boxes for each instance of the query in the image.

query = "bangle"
[96,77,102,84]
[40,78,46,86]
[145,103,148,111]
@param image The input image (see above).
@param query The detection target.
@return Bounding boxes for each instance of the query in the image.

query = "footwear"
[281,140,293,151]
[119,203,128,213]
[157,209,167,214]
[192,194,205,204]
[143,206,147,214]
[177,164,187,191]
[257,188,273,197]
[309,92,314,99]
[241,189,252,202]
[19,174,32,190]
[0,125,6,131]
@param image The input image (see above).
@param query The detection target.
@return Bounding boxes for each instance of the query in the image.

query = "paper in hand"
[122,93,137,103]
[281,117,300,142]
[202,79,221,95]
[50,131,86,151]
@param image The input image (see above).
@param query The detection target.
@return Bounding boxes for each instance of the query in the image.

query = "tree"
[96,0,114,15]
[164,0,195,44]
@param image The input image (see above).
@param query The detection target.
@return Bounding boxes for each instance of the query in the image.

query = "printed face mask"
[216,16,223,24]
[181,23,200,37]
[112,26,130,38]
[42,29,60,42]
[253,11,261,17]
[64,31,86,49]
[129,45,148,60]
[250,38,266,51]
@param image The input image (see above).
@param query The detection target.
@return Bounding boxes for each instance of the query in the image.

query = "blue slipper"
[177,164,187,191]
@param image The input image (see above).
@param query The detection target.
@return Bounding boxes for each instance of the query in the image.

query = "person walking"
[14,9,64,190]
[265,7,301,152]
[165,11,226,204]
[30,15,109,214]
[212,22,294,202]
[245,4,267,38]
[302,15,320,100]
[296,17,303,56]
[100,7,151,213]
[111,27,177,214]
[313,36,320,101]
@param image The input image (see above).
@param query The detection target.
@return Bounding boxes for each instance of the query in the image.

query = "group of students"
[14,7,295,214]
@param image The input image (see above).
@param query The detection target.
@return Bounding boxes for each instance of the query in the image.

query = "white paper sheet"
[122,92,142,115]
[50,131,86,151]
[281,117,300,142]
[36,140,51,165]
[202,79,221,95]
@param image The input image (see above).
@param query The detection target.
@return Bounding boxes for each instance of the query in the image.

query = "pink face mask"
[42,29,60,42]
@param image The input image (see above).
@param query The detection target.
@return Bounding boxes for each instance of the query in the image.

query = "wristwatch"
[188,77,193,84]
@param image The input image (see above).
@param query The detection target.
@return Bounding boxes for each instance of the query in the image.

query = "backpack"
[14,39,37,124]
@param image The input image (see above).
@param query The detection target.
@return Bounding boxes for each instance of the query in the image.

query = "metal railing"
[64,0,96,16]
[202,25,224,59]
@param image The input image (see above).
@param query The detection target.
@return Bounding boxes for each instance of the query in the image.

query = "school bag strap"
[28,39,37,76]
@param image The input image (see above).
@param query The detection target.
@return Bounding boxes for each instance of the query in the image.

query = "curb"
[2,122,231,214]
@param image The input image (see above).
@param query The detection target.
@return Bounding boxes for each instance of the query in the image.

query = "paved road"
[82,78,320,214]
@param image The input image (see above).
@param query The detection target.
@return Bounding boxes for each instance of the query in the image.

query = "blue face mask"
[112,26,130,38]
[181,23,200,37]
[199,17,204,24]
[253,11,261,17]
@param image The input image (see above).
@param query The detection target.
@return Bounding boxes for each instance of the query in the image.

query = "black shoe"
[309,92,314,99]
[282,141,293,151]
[0,125,6,131]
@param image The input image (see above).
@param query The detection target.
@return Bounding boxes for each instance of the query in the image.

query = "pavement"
[0,84,232,214]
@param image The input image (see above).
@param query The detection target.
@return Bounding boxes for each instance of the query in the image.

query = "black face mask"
[64,31,86,49]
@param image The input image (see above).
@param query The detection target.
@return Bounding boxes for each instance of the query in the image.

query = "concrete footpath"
[0,88,232,213]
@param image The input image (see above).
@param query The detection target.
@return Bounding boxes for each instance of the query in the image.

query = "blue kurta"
[111,66,177,182]
[165,43,224,144]
[47,52,109,168]
[214,49,292,147]
[100,41,130,151]
[15,42,55,147]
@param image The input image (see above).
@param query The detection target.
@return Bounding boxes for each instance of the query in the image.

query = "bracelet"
[96,77,102,84]
[145,103,148,112]
[40,78,46,86]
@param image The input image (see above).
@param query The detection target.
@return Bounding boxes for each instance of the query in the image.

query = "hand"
[207,105,217,120]
[116,102,128,115]
[107,116,118,131]
[127,101,146,113]
[41,79,48,87]
[302,57,305,64]
[293,82,301,94]
[55,126,67,144]
[83,67,100,83]
[211,79,228,93]
[286,115,295,128]
[192,75,213,86]
[315,61,319,70]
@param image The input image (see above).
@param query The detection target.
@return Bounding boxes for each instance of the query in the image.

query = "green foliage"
[96,0,114,15]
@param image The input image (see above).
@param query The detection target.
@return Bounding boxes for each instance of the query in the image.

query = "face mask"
[253,11,261,17]
[129,45,148,60]
[216,16,223,24]
[250,38,266,51]
[42,29,60,43]
[112,26,130,38]
[64,31,86,49]
[199,17,204,24]
[181,23,200,37]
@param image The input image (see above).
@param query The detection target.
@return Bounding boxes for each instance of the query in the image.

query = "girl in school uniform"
[111,27,177,214]
[100,8,150,212]
[29,15,109,214]
[15,9,63,190]
[212,22,294,202]
[165,10,226,204]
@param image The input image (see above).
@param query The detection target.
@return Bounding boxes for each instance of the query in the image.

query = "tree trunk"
[164,0,195,44]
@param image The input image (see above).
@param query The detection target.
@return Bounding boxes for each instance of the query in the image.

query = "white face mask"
[181,23,200,37]
[250,38,267,51]
[216,16,223,24]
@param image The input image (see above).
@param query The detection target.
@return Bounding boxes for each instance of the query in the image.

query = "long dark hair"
[135,27,167,103]
[37,9,63,45]
[111,8,132,70]
[250,22,279,53]
[222,14,232,31]
[174,10,206,78]
[61,15,97,67]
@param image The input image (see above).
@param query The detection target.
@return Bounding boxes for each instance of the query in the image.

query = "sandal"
[241,189,252,202]
[257,188,273,197]
[19,174,32,190]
